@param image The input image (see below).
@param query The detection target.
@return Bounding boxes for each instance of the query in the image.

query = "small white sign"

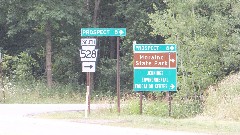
[81,38,96,46]
[82,62,95,72]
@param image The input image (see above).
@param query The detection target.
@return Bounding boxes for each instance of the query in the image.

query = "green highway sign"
[133,44,176,52]
[133,44,177,92]
[81,28,126,37]
[134,68,177,91]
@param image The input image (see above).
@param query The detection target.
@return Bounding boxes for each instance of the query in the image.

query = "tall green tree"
[92,0,164,93]
[3,0,87,87]
[149,0,240,98]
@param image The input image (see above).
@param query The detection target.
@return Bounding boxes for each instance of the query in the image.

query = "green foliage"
[1,0,87,85]
[52,43,81,84]
[2,51,38,81]
[95,58,117,93]
[0,0,240,119]
[171,99,203,119]
[143,101,169,117]
[122,99,140,115]
[121,94,202,118]
[148,0,240,118]
[4,0,86,36]
[95,56,133,94]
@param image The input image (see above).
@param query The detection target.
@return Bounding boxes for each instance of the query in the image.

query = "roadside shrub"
[121,93,169,117]
[171,99,202,119]
[2,52,38,82]
[122,98,140,115]
[143,101,169,117]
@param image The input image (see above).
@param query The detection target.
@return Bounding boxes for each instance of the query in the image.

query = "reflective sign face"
[79,49,98,61]
[133,44,176,52]
[82,62,95,72]
[133,44,177,92]
[134,68,177,91]
[81,28,126,37]
[80,38,98,72]
[134,53,176,68]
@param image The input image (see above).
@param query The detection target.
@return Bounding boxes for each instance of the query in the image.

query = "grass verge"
[35,108,240,135]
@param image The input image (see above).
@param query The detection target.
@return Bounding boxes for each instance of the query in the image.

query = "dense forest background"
[0,0,240,117]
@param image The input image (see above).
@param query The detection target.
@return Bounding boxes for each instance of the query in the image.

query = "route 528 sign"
[79,46,98,61]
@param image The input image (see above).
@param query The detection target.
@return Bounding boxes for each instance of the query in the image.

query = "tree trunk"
[45,20,53,87]
[109,37,116,59]
[90,0,101,92]
[93,0,101,27]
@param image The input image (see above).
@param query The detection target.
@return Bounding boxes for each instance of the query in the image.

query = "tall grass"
[204,72,240,121]
[1,79,85,104]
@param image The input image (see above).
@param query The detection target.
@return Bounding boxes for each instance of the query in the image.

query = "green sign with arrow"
[81,28,126,37]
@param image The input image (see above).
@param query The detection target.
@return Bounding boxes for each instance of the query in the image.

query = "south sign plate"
[81,38,96,46]
[81,28,126,37]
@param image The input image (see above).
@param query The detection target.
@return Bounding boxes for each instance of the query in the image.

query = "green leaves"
[0,0,239,106]
[3,0,85,36]
[148,0,240,109]
[2,52,38,81]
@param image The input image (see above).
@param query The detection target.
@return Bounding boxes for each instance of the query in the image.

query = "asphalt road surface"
[0,104,210,135]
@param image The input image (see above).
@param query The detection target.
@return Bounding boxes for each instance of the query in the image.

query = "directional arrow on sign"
[84,65,93,69]
[170,46,175,51]
[119,30,124,35]
[170,59,175,63]
[170,84,175,89]
[82,62,95,72]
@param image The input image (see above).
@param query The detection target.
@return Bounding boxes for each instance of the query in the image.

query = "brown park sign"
[134,53,176,68]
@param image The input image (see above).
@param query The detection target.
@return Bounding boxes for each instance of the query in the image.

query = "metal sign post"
[85,86,90,118]
[139,92,143,115]
[117,37,120,114]
[87,72,91,115]
[167,91,172,116]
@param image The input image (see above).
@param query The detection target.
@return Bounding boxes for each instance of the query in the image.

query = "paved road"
[0,104,210,135]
